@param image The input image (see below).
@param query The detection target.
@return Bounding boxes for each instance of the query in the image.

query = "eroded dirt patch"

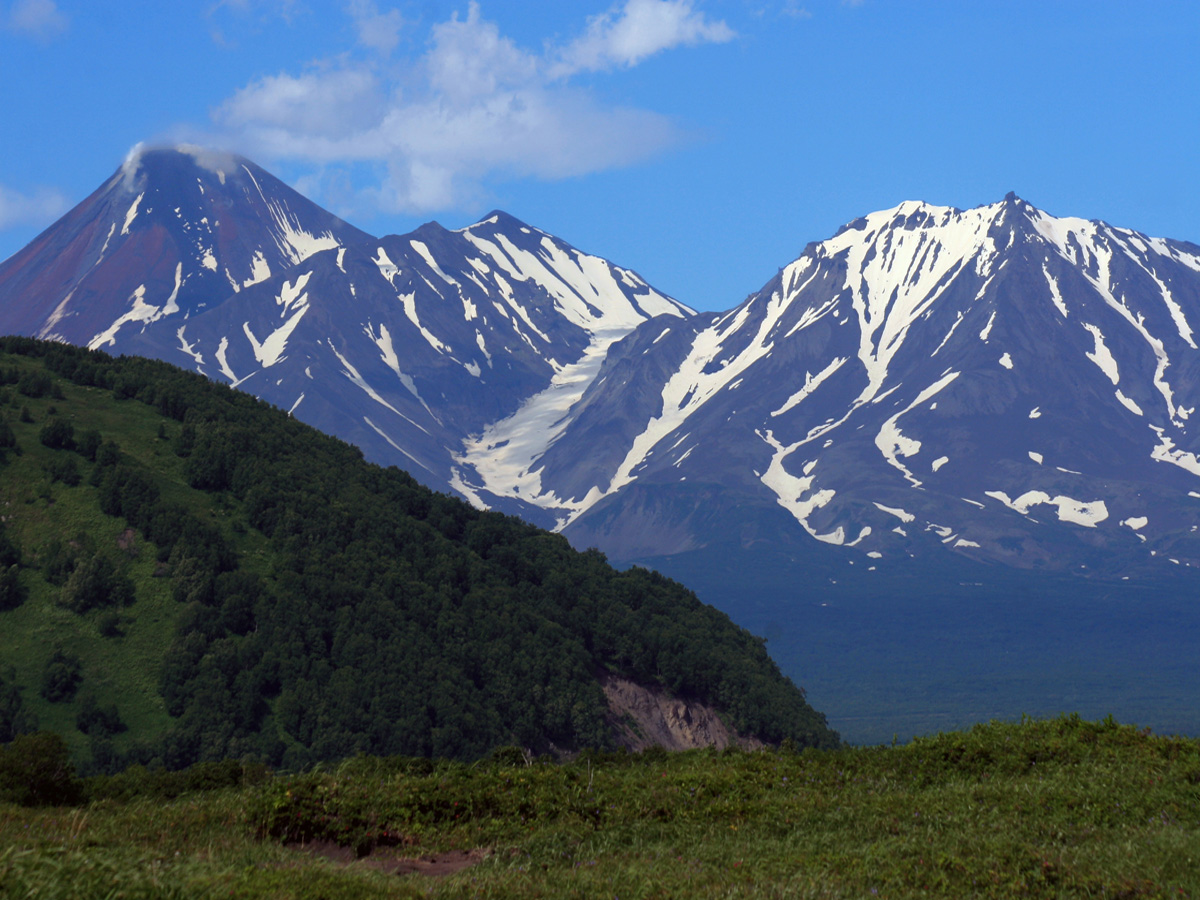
[288,840,489,877]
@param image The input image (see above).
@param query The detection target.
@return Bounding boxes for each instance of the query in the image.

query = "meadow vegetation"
[1,715,1197,898]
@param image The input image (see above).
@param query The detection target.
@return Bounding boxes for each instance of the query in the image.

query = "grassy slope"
[1,377,183,759]
[2,716,1198,899]
[0,365,271,761]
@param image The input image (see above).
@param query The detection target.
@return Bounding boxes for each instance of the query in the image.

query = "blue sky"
[2,0,1197,310]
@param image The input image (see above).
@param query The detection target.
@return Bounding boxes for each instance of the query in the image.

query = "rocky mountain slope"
[0,147,690,496]
[5,150,1200,584]
[545,194,1200,582]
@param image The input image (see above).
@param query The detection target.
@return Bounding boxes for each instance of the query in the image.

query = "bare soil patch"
[288,840,489,877]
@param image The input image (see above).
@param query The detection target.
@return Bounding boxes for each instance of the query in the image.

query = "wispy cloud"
[7,0,68,41]
[204,1,734,214]
[0,183,69,230]
[781,1,813,19]
[205,0,302,48]
[553,0,734,75]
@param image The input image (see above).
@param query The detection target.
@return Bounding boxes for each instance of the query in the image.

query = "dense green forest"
[0,337,836,773]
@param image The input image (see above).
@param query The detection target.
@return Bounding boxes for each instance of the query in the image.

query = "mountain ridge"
[4,147,1200,585]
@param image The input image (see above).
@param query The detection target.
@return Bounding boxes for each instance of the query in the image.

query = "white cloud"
[0,183,69,230]
[207,1,731,214]
[347,0,404,56]
[554,0,735,76]
[7,0,68,40]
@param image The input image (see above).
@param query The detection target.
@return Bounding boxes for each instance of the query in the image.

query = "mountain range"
[5,147,1200,587]
[6,147,1200,741]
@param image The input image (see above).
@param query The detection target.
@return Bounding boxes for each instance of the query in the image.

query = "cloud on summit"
[206,1,734,214]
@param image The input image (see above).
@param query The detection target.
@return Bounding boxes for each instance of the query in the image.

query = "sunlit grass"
[2,715,1198,898]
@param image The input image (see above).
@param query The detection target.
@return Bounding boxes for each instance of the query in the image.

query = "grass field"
[2,715,1198,898]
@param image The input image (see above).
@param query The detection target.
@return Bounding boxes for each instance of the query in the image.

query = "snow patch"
[215,337,239,383]
[874,371,959,486]
[758,433,862,546]
[770,357,847,418]
[410,240,461,289]
[873,502,915,523]
[175,325,204,366]
[1043,267,1069,318]
[373,246,400,284]
[243,251,272,288]
[456,326,636,524]
[277,272,312,314]
[978,310,996,342]
[242,305,308,368]
[365,323,437,419]
[1116,390,1144,416]
[1149,426,1200,477]
[121,192,144,235]
[327,342,428,432]
[365,417,434,473]
[242,165,338,263]
[396,293,449,354]
[1082,323,1119,385]
[87,284,162,349]
[985,489,1109,527]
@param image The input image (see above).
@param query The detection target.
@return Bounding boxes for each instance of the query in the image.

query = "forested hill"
[0,337,837,772]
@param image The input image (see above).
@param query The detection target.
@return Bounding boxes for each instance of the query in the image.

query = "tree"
[40,650,82,703]
[0,565,25,611]
[0,732,82,806]
[39,417,75,450]
[58,552,135,613]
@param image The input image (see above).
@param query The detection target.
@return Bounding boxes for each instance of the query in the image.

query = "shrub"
[40,650,82,703]
[16,371,51,398]
[39,417,75,451]
[75,693,126,737]
[0,565,25,611]
[58,553,135,614]
[75,427,102,461]
[0,731,83,806]
[96,610,123,638]
[45,454,81,486]
[0,676,36,743]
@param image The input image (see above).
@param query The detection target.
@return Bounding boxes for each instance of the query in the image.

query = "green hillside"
[0,337,837,772]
